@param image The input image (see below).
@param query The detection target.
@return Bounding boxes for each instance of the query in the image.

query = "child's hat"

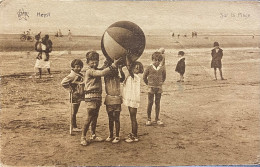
[158,48,165,54]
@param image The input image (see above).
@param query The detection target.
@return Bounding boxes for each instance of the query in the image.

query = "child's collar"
[71,69,81,75]
[151,63,161,70]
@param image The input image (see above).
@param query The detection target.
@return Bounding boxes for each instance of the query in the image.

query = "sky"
[0,0,260,35]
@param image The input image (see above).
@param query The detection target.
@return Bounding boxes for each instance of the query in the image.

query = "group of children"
[61,49,167,146]
[61,41,224,146]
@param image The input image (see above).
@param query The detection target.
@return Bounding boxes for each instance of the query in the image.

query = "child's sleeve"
[61,75,73,89]
[143,67,149,85]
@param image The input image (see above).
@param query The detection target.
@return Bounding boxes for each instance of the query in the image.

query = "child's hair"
[71,59,83,68]
[152,52,163,61]
[178,51,185,56]
[86,50,99,63]
[132,61,144,74]
[213,42,219,47]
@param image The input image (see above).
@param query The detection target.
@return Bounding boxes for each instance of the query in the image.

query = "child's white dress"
[34,44,51,68]
[122,74,140,108]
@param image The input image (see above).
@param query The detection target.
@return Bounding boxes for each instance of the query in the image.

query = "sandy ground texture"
[0,36,260,166]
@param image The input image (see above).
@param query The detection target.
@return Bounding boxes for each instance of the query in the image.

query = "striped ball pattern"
[101,21,146,62]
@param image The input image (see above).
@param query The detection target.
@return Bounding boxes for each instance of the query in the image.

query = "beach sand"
[0,35,259,166]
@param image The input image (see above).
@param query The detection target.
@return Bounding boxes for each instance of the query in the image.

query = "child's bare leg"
[114,111,120,137]
[72,103,80,128]
[147,93,154,121]
[219,68,224,80]
[47,68,51,75]
[107,111,114,138]
[180,74,184,81]
[38,68,42,78]
[155,93,162,121]
[128,107,138,137]
[90,106,100,135]
[214,68,217,80]
[82,108,94,137]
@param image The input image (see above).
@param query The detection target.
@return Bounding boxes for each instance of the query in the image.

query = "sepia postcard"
[0,0,259,166]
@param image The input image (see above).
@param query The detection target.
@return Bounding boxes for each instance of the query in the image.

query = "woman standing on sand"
[33,35,53,78]
[211,42,225,80]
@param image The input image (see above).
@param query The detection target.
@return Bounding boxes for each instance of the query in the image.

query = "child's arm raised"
[90,58,122,77]
[119,66,125,83]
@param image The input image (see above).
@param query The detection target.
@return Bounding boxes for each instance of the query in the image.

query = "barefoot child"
[175,51,185,82]
[61,59,84,133]
[211,42,225,80]
[122,61,144,142]
[143,52,166,126]
[81,51,120,146]
[103,61,125,144]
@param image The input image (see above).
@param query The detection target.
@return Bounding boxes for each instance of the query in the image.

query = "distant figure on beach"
[211,42,225,80]
[26,29,31,35]
[178,34,180,39]
[192,32,198,38]
[175,51,185,82]
[68,30,72,41]
[252,34,255,39]
[172,32,174,37]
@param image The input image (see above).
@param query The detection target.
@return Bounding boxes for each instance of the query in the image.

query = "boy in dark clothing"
[175,51,185,82]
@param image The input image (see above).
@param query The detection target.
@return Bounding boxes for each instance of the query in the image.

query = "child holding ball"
[81,51,120,146]
[122,61,144,142]
[102,60,125,144]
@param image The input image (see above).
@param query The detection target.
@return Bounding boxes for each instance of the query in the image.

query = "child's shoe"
[112,137,120,143]
[72,127,82,132]
[90,134,103,142]
[125,133,139,143]
[49,74,53,78]
[105,136,113,142]
[156,120,164,125]
[146,120,152,126]
[80,137,88,146]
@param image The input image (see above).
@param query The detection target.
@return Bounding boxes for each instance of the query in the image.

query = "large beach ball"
[101,21,146,63]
